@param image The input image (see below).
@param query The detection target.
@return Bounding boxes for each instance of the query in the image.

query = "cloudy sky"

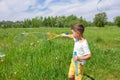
[0,0,120,22]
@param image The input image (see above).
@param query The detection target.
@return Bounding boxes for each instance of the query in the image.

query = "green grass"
[0,26,120,80]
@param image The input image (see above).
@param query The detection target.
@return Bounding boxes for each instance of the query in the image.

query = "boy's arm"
[75,40,91,61]
[74,54,91,61]
[61,33,73,38]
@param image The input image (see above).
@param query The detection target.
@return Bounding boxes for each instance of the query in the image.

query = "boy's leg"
[68,60,75,80]
[75,64,84,80]
[68,75,75,80]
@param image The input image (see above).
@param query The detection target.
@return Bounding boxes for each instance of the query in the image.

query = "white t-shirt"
[73,38,91,65]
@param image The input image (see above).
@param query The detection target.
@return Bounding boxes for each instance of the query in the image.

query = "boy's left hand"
[73,56,79,61]
[74,56,82,61]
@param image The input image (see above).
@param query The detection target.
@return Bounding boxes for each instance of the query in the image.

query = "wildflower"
[0,52,5,58]
[37,41,39,43]
[14,72,17,75]
[26,64,28,67]
[1,59,4,62]
[30,42,34,46]
[56,57,58,60]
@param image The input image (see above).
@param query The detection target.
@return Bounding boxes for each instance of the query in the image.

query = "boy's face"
[71,30,79,38]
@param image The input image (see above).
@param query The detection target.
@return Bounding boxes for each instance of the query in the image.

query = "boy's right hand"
[61,33,67,37]
[61,33,74,38]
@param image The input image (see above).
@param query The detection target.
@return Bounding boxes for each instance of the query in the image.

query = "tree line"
[0,12,120,28]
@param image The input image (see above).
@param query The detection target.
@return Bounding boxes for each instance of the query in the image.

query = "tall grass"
[0,27,120,80]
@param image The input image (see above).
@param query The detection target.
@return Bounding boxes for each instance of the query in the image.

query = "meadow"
[0,26,120,80]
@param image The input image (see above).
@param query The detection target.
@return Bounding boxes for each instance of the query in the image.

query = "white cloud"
[47,0,97,21]
[0,0,37,21]
[0,0,10,15]
[0,0,120,21]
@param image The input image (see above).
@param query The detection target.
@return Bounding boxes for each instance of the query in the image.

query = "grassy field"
[0,26,120,80]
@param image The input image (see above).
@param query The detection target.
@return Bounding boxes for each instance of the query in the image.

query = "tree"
[13,21,23,28]
[106,21,114,26]
[0,21,14,28]
[114,16,120,27]
[23,19,32,28]
[31,16,44,27]
[65,15,78,27]
[93,12,107,27]
[55,16,65,28]
[78,16,88,27]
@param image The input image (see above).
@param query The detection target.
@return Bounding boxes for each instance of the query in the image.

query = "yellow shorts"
[68,59,84,80]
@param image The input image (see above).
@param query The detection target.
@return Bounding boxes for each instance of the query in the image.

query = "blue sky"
[0,0,120,21]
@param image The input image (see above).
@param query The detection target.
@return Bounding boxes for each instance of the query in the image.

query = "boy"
[61,24,91,80]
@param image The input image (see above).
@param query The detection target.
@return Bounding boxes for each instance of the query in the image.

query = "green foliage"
[31,17,43,28]
[79,16,88,27]
[55,16,66,28]
[0,13,119,28]
[0,15,90,28]
[93,12,107,27]
[23,19,32,28]
[0,21,14,28]
[114,16,120,27]
[0,27,120,80]
[106,21,114,26]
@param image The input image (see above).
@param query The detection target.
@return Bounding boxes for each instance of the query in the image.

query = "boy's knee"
[68,75,74,80]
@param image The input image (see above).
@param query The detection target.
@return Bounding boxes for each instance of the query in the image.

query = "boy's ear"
[76,31,80,34]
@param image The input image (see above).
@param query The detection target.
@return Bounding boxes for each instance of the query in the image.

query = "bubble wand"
[74,51,79,76]
[47,32,68,40]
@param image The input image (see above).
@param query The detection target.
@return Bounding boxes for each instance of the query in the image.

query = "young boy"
[61,24,91,80]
